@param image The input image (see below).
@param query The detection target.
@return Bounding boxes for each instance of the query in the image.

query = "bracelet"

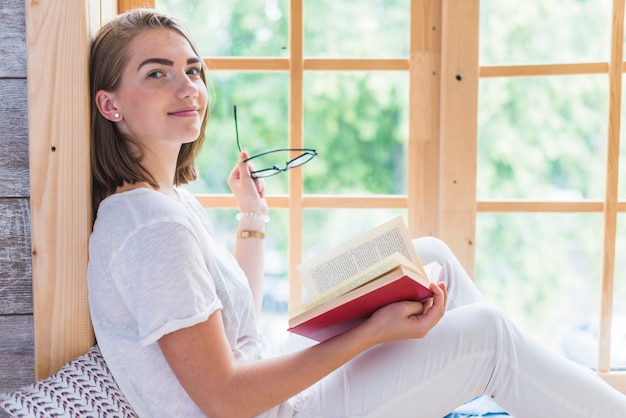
[236,212,270,223]
[237,230,265,239]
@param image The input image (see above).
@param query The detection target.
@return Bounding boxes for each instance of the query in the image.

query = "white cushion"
[0,345,137,417]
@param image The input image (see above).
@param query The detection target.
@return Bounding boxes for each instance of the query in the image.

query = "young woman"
[87,8,626,417]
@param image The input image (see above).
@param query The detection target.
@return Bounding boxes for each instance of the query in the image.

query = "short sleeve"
[110,221,222,346]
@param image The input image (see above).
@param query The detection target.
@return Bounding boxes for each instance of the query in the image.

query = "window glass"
[205,208,290,345]
[477,75,608,200]
[303,0,410,58]
[260,208,290,346]
[156,0,289,57]
[303,72,409,195]
[475,213,603,366]
[480,0,612,65]
[184,72,289,195]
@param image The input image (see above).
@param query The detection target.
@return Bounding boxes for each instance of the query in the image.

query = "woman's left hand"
[228,151,268,214]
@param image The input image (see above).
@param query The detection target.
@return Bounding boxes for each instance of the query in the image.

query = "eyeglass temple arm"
[234,105,242,152]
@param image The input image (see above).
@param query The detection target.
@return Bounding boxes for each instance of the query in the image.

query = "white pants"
[290,237,626,417]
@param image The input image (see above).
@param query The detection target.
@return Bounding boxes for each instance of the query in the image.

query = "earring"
[114,113,120,119]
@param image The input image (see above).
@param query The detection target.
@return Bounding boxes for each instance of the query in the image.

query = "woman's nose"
[177,74,199,99]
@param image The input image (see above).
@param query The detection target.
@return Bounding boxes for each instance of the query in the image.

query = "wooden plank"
[194,194,407,209]
[439,0,479,273]
[304,59,408,71]
[0,0,33,404]
[0,80,29,198]
[0,198,32,315]
[301,195,408,209]
[477,200,605,213]
[118,0,154,11]
[205,58,410,72]
[206,58,289,71]
[0,0,26,78]
[0,315,35,393]
[598,0,625,374]
[194,195,626,213]
[408,0,441,238]
[480,62,608,78]
[26,0,95,379]
[288,0,304,310]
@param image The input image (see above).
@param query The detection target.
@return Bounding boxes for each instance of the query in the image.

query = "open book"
[288,216,443,342]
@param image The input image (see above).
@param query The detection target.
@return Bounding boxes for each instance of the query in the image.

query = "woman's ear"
[95,90,122,122]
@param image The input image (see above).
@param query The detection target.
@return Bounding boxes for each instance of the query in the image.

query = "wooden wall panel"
[27,0,95,379]
[0,0,26,78]
[0,315,34,394]
[0,0,33,395]
[0,198,32,315]
[0,80,29,197]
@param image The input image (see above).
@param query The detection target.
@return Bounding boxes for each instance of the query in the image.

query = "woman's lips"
[168,107,200,117]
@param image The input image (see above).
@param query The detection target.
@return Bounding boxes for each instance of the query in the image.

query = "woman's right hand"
[227,151,268,215]
[361,282,448,345]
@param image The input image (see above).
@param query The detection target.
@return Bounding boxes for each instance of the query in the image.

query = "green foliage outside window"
[156,0,626,368]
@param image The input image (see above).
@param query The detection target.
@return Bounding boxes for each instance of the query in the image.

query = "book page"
[297,217,425,297]
[291,253,417,317]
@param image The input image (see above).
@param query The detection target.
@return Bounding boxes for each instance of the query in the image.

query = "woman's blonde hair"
[89,8,208,216]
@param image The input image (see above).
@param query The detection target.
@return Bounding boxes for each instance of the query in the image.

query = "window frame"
[131,0,626,388]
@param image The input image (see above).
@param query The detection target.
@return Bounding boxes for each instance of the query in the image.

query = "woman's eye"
[148,70,165,79]
[187,66,202,76]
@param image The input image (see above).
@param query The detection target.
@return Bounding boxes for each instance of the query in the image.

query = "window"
[477,0,624,378]
[114,0,626,388]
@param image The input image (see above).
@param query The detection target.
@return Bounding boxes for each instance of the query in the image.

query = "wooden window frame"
[28,0,625,393]
[184,0,458,310]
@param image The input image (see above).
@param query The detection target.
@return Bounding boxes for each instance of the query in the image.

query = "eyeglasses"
[234,105,317,179]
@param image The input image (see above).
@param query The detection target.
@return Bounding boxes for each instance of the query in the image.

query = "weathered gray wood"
[0,0,31,401]
[0,79,29,197]
[0,315,34,394]
[0,0,26,78]
[0,198,32,315]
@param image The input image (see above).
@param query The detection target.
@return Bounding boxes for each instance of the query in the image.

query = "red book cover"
[288,264,442,342]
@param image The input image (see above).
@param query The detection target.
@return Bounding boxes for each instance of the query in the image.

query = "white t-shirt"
[88,188,299,417]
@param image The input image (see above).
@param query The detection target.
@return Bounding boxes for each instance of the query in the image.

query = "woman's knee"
[466,303,519,346]
[471,303,508,326]
[412,236,455,266]
[413,236,484,307]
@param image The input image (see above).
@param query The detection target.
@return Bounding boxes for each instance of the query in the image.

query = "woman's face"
[104,28,208,151]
